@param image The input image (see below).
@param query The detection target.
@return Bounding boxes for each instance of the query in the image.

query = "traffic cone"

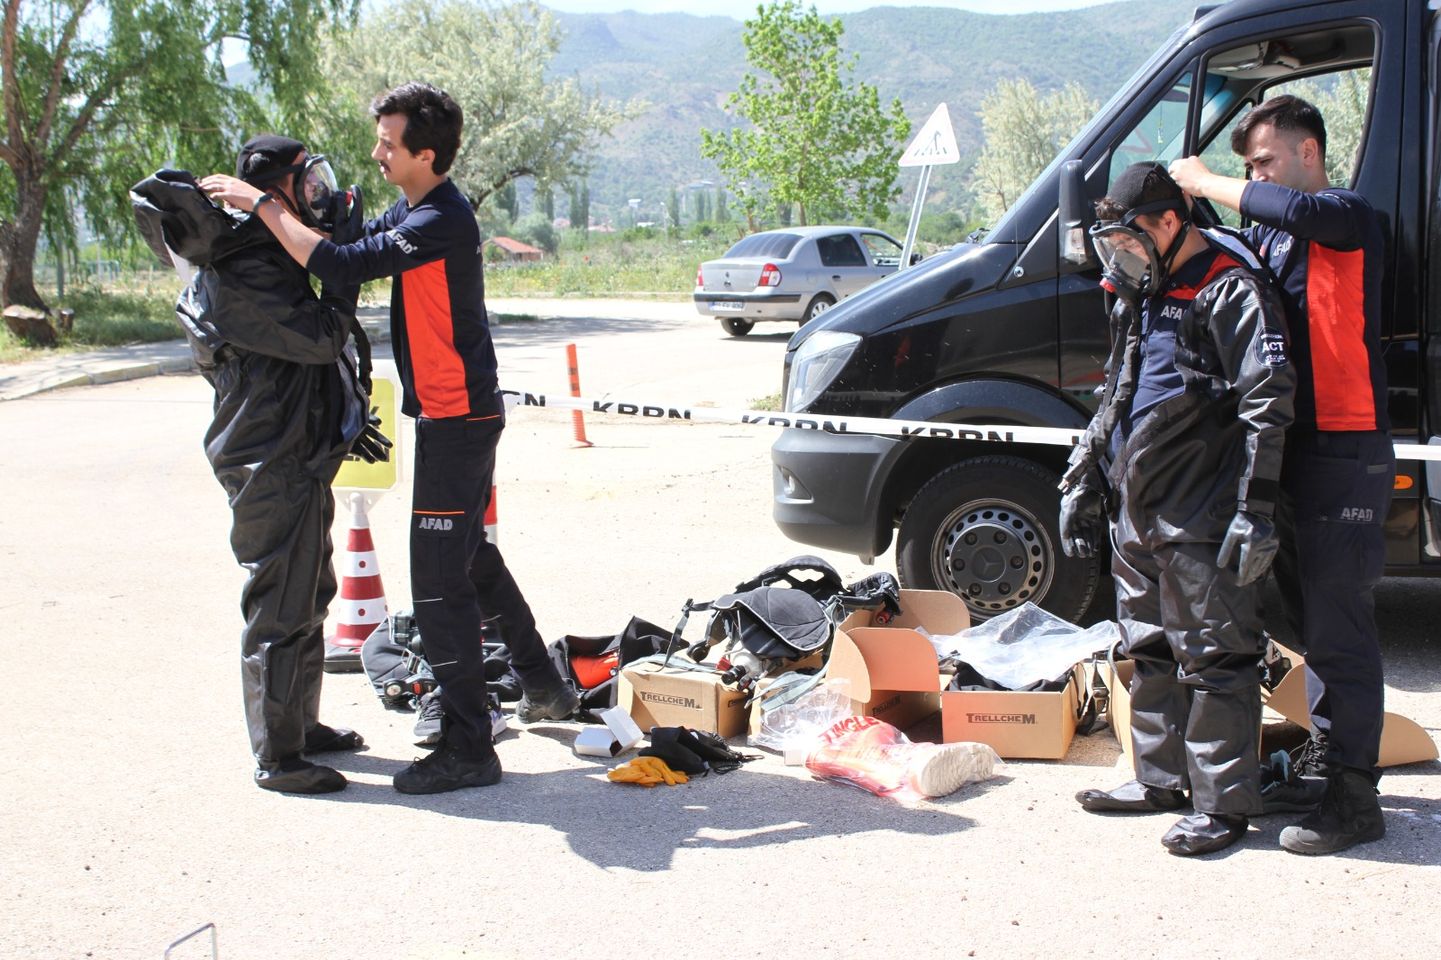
[566,343,593,447]
[484,485,498,546]
[325,492,389,673]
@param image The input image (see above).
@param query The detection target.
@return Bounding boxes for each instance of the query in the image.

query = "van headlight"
[786,331,860,411]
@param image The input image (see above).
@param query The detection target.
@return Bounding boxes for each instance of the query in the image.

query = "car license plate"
[713,300,744,312]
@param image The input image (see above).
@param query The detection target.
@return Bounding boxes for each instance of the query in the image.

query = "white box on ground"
[573,705,646,757]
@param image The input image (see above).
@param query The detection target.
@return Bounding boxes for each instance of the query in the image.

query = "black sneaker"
[393,743,503,795]
[413,690,444,747]
[1291,734,1331,778]
[255,758,347,794]
[1280,767,1385,855]
[515,682,581,723]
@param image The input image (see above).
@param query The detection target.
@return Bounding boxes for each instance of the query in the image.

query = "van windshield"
[985,23,1188,242]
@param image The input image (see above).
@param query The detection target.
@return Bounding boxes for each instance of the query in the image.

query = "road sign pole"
[896,103,959,271]
[900,164,932,271]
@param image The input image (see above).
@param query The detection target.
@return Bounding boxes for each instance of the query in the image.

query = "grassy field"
[2,231,727,362]
[0,283,184,363]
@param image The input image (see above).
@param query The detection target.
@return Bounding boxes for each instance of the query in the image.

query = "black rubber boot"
[255,758,347,794]
[1076,779,1188,813]
[1279,767,1385,855]
[304,723,365,753]
[1161,813,1248,856]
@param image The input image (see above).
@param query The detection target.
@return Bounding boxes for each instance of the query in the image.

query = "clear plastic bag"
[804,715,1001,805]
[749,679,854,755]
[932,602,1118,690]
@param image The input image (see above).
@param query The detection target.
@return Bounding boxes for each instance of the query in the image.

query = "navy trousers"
[1272,428,1394,780]
[409,405,562,756]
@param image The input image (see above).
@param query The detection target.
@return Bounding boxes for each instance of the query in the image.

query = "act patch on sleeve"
[1257,332,1289,367]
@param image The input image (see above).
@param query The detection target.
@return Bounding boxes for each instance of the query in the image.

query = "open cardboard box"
[1102,642,1437,768]
[618,661,751,738]
[827,589,1085,759]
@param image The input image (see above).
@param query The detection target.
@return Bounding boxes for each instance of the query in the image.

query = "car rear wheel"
[720,317,754,337]
[804,294,835,323]
[896,455,1103,623]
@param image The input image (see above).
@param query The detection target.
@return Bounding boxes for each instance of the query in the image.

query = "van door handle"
[831,274,842,280]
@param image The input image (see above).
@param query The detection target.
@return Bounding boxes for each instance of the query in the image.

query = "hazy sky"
[541,1,1112,18]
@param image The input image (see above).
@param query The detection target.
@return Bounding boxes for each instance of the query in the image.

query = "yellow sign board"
[334,375,401,491]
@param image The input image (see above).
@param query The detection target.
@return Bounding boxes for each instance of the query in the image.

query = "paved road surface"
[2,307,1438,959]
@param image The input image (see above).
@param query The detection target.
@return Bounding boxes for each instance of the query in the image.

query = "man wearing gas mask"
[1170,96,1394,856]
[131,135,389,794]
[1062,162,1295,855]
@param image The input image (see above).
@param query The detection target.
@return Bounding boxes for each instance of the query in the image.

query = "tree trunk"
[0,165,57,344]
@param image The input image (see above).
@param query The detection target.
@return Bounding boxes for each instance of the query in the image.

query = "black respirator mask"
[252,155,347,232]
[1089,200,1191,301]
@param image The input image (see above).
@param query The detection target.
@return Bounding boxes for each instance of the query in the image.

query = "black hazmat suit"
[131,171,367,770]
[1063,241,1295,816]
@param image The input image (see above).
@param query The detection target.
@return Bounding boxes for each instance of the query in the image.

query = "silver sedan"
[693,225,907,336]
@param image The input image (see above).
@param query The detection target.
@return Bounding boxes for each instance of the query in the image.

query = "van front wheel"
[720,317,754,337]
[896,455,1103,623]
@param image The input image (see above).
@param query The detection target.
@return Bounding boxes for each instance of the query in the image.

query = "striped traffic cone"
[484,486,498,545]
[324,492,389,673]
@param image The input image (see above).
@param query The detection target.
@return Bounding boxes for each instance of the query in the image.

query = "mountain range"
[546,0,1199,216]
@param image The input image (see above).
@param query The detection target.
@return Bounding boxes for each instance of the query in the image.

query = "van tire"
[896,455,1103,623]
[720,318,754,337]
[804,294,835,323]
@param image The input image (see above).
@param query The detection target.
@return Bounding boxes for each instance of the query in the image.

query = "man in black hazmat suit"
[1062,162,1295,856]
[131,135,391,794]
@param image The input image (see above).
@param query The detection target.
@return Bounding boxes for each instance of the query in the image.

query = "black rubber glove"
[322,184,365,306]
[1217,510,1278,586]
[1059,483,1106,559]
[330,183,365,245]
[351,406,393,463]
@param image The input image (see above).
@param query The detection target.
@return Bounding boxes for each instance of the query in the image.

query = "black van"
[771,0,1440,622]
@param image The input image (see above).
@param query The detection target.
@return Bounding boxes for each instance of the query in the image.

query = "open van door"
[1425,5,1441,560]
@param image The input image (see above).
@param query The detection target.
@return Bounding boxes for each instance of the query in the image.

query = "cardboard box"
[828,589,1084,759]
[1103,644,1438,768]
[617,661,751,738]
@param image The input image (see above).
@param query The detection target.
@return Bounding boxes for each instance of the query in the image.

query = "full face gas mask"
[272,155,345,232]
[241,151,345,232]
[1089,200,1191,301]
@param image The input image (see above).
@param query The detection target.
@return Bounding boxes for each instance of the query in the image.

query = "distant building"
[483,236,544,262]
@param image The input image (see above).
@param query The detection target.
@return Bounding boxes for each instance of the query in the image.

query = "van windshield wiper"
[964,226,990,244]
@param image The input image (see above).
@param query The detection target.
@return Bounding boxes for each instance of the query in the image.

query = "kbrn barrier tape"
[500,389,1441,462]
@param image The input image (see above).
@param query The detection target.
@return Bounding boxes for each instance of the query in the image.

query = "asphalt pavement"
[2,299,1439,960]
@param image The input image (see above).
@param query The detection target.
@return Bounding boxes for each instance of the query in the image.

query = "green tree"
[538,182,554,220]
[0,0,357,325]
[314,1,635,213]
[715,186,728,223]
[667,186,681,235]
[971,78,1096,223]
[692,189,710,223]
[495,181,518,224]
[699,0,910,227]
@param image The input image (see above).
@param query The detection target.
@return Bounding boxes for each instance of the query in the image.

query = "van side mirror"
[909,252,923,266]
[1058,159,1096,267]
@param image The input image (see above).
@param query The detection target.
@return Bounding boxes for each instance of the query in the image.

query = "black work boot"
[1279,767,1385,855]
[1161,813,1249,856]
[1076,779,1189,813]
[393,741,503,795]
[515,682,581,723]
[255,758,347,795]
